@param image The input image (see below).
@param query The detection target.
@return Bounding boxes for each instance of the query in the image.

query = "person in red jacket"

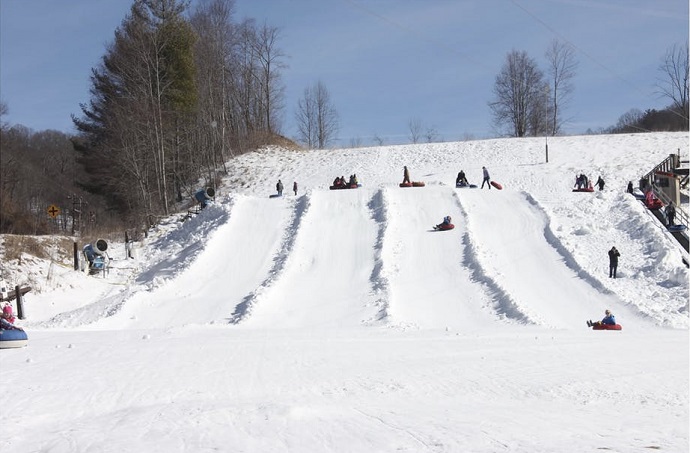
[1,303,16,324]
[0,317,23,331]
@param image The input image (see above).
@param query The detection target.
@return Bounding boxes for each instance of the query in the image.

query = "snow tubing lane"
[592,324,622,331]
[0,329,28,348]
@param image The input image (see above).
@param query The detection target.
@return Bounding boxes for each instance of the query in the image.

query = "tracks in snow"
[92,186,649,331]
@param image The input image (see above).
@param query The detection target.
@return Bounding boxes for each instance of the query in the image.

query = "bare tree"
[657,41,689,129]
[408,118,422,144]
[425,126,439,143]
[253,22,286,135]
[190,0,237,182]
[545,39,577,135]
[0,101,7,132]
[349,136,362,148]
[615,108,645,133]
[295,81,339,149]
[489,50,545,137]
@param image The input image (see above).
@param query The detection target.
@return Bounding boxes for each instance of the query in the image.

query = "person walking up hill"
[608,246,620,278]
[481,166,491,189]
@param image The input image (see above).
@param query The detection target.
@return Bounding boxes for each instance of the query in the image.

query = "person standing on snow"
[403,166,411,184]
[481,166,491,189]
[276,180,283,196]
[293,181,298,196]
[665,202,676,226]
[596,176,605,191]
[608,246,620,278]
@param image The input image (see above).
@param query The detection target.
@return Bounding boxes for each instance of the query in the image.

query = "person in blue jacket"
[435,215,452,229]
[195,189,211,209]
[587,309,615,327]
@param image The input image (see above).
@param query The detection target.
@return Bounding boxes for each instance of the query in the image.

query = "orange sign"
[47,205,61,218]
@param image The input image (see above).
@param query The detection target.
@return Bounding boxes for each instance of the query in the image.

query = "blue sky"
[1,0,687,145]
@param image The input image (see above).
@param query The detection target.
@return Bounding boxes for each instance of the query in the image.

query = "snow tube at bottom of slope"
[0,329,28,348]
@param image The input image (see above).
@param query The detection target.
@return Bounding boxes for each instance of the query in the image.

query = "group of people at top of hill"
[574,173,590,190]
[438,167,493,189]
[333,174,358,187]
[275,180,298,196]
[454,167,491,188]
[401,165,494,188]
[573,173,606,191]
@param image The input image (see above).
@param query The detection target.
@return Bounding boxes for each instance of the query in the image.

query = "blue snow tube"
[0,329,28,349]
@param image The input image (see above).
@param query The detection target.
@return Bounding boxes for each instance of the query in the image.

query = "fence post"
[15,285,24,320]
[73,241,79,270]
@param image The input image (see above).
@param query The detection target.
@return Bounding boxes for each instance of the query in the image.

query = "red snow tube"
[572,187,594,192]
[436,223,455,231]
[400,181,425,187]
[490,181,503,190]
[644,193,663,210]
[592,324,622,331]
[330,183,359,190]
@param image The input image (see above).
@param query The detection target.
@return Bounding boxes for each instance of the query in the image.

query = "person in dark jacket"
[456,170,468,186]
[293,181,298,196]
[481,166,491,189]
[596,176,605,191]
[627,181,634,194]
[276,180,284,196]
[403,166,410,184]
[608,246,620,278]
[587,309,616,327]
[665,202,676,226]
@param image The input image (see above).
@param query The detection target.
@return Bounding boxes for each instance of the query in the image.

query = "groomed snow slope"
[1,132,687,453]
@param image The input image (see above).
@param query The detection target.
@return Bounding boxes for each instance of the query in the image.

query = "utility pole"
[70,195,82,236]
[544,86,550,164]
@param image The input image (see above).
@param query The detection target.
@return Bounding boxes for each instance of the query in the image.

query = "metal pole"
[545,87,549,163]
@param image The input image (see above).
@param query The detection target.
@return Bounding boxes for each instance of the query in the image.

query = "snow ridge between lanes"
[230,194,311,324]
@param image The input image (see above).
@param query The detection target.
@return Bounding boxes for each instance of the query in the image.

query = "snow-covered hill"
[1,132,688,452]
